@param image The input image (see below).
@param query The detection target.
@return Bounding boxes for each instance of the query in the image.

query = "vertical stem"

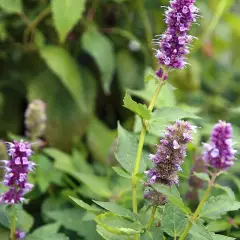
[147,205,157,230]
[179,172,218,240]
[132,81,164,214]
[10,207,16,240]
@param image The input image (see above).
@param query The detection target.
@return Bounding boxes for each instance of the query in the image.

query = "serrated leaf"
[0,0,22,13]
[161,203,187,237]
[189,222,213,240]
[149,107,199,136]
[40,46,86,113]
[210,233,235,240]
[200,195,240,219]
[112,167,131,179]
[152,184,191,214]
[51,0,86,42]
[70,196,101,213]
[214,184,235,200]
[115,123,146,173]
[97,225,133,240]
[95,213,143,235]
[193,172,210,182]
[82,28,115,93]
[206,220,231,232]
[93,201,138,221]
[123,92,151,120]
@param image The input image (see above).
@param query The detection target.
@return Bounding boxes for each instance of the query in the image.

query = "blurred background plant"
[0,0,240,239]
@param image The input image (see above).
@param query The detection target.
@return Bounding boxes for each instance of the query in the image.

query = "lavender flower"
[16,230,25,240]
[145,121,196,205]
[154,0,199,74]
[203,120,236,170]
[25,99,47,140]
[0,140,35,205]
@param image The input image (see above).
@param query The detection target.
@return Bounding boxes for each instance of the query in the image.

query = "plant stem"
[132,81,164,214]
[23,6,51,43]
[147,205,157,230]
[10,207,16,240]
[179,172,218,240]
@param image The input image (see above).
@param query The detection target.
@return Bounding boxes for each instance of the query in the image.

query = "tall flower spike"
[154,0,199,74]
[0,140,35,205]
[145,121,196,205]
[203,120,236,170]
[25,99,47,140]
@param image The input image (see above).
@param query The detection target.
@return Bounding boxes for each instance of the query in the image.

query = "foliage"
[0,0,240,239]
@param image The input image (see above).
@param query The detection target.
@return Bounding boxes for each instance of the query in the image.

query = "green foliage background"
[0,0,240,239]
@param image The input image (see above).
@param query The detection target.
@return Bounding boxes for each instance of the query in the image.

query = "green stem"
[132,81,164,215]
[179,172,218,240]
[147,205,157,230]
[10,207,16,240]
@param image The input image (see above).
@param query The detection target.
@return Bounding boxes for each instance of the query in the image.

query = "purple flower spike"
[146,120,196,186]
[154,0,199,69]
[16,230,25,240]
[0,140,35,205]
[203,121,236,170]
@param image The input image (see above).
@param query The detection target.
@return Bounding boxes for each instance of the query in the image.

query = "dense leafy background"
[0,0,240,239]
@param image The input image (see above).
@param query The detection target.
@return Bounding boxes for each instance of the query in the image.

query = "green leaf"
[95,213,143,235]
[93,201,138,221]
[75,173,111,198]
[70,196,101,213]
[44,148,76,175]
[123,92,151,120]
[140,227,164,240]
[40,46,86,112]
[26,233,69,240]
[82,28,115,93]
[116,50,144,90]
[210,233,235,240]
[17,208,34,232]
[47,208,98,238]
[152,184,191,214]
[161,203,187,237]
[189,222,213,240]
[27,222,61,236]
[200,195,240,219]
[193,172,210,182]
[206,219,231,232]
[149,107,199,136]
[0,0,22,13]
[214,184,235,200]
[51,0,86,42]
[97,225,133,240]
[87,117,116,163]
[115,123,146,173]
[112,167,131,179]
[128,78,176,108]
[28,70,90,151]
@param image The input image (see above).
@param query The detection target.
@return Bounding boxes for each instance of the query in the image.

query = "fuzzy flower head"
[203,120,236,170]
[0,140,35,205]
[25,99,47,140]
[144,189,168,206]
[154,0,199,74]
[145,120,196,186]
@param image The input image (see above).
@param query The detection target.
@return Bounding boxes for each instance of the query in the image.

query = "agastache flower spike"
[154,0,199,76]
[0,140,35,205]
[145,120,196,205]
[203,120,236,170]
